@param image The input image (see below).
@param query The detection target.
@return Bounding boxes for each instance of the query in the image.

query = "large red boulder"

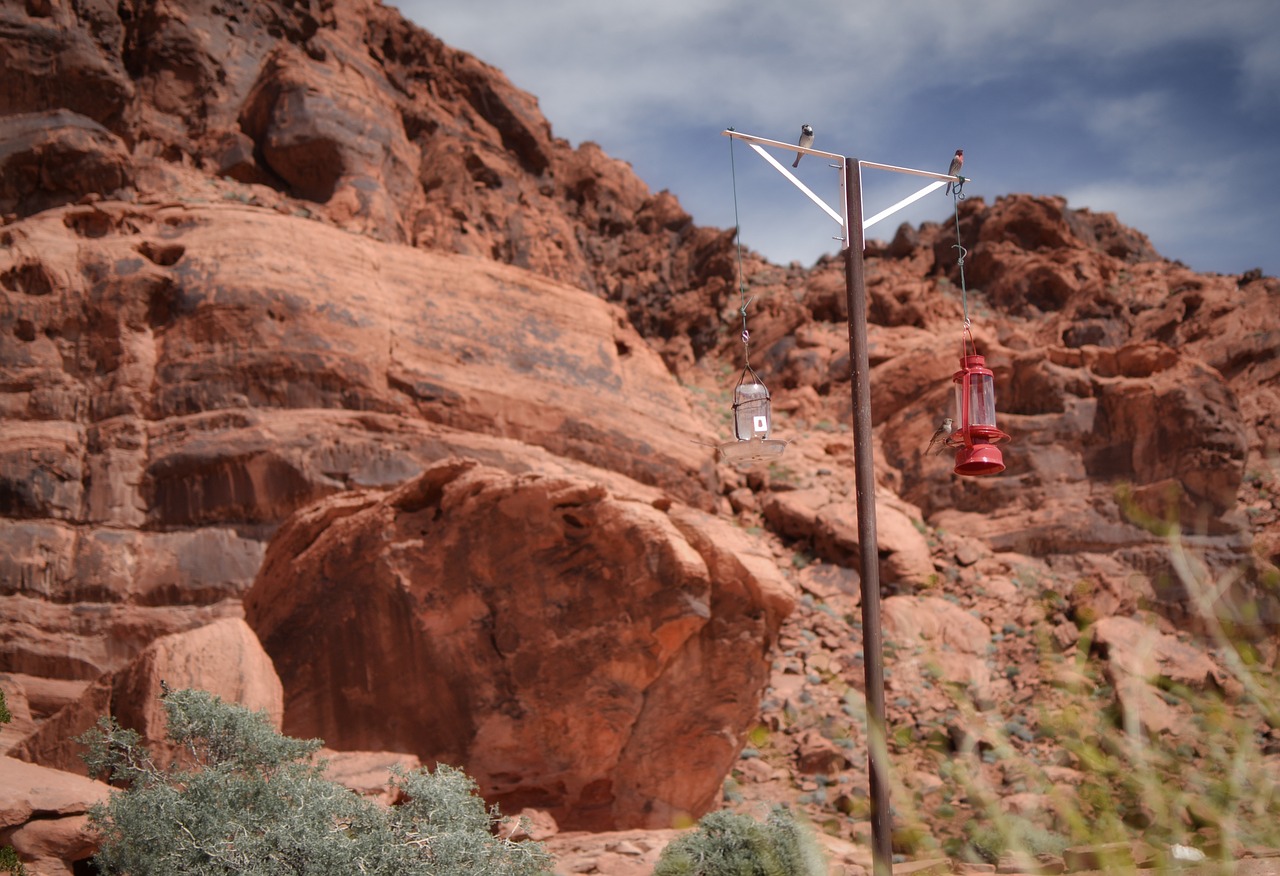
[245,457,794,830]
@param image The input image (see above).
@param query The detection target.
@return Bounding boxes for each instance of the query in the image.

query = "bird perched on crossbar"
[793,124,814,168]
[945,149,964,195]
[926,417,954,455]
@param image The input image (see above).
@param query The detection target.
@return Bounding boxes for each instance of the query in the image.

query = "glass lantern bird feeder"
[717,365,788,464]
[949,351,1010,476]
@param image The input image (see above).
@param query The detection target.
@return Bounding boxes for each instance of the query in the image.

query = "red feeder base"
[954,442,1005,477]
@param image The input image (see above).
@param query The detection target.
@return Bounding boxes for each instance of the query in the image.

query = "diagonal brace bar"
[747,143,844,227]
[863,179,947,230]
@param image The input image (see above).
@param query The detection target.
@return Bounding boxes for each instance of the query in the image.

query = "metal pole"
[843,158,893,876]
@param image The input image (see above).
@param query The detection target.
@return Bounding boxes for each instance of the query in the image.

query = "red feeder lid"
[954,442,1005,477]
[956,353,991,376]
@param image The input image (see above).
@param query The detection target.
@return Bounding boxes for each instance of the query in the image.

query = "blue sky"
[398,0,1279,278]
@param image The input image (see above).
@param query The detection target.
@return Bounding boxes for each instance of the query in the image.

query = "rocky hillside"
[2,0,1279,873]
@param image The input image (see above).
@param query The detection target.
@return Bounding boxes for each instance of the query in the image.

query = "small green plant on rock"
[0,847,24,876]
[654,806,826,876]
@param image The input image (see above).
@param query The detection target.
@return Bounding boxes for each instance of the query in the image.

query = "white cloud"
[1083,92,1177,146]
[1064,141,1274,274]
[1238,36,1280,113]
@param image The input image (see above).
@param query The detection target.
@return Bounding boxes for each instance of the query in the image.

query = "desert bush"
[77,688,552,876]
[654,806,826,876]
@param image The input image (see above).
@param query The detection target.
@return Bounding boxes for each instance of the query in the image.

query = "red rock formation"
[244,458,793,830]
[1,0,1278,868]
[0,0,737,361]
[0,110,134,217]
[318,749,424,805]
[0,198,719,700]
[762,485,933,589]
[0,756,109,876]
[12,617,282,774]
[882,594,994,702]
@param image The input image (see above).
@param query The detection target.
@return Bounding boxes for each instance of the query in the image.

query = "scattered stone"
[893,858,952,876]
[997,851,1064,874]
[1062,840,1157,872]
[794,728,851,774]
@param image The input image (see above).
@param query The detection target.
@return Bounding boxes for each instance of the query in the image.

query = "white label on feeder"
[753,416,768,433]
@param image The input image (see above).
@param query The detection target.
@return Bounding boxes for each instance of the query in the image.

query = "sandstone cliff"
[1,0,1279,872]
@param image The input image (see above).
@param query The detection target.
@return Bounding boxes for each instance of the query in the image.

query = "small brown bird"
[945,149,964,195]
[926,417,954,454]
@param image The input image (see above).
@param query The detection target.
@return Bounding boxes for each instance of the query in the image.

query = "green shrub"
[0,847,25,876]
[654,807,825,876]
[77,688,552,876]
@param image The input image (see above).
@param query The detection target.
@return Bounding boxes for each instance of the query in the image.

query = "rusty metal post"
[843,158,893,876]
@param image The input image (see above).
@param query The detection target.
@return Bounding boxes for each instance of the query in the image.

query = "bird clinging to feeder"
[926,417,953,455]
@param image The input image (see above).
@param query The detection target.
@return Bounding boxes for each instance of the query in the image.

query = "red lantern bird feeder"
[950,331,1010,476]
